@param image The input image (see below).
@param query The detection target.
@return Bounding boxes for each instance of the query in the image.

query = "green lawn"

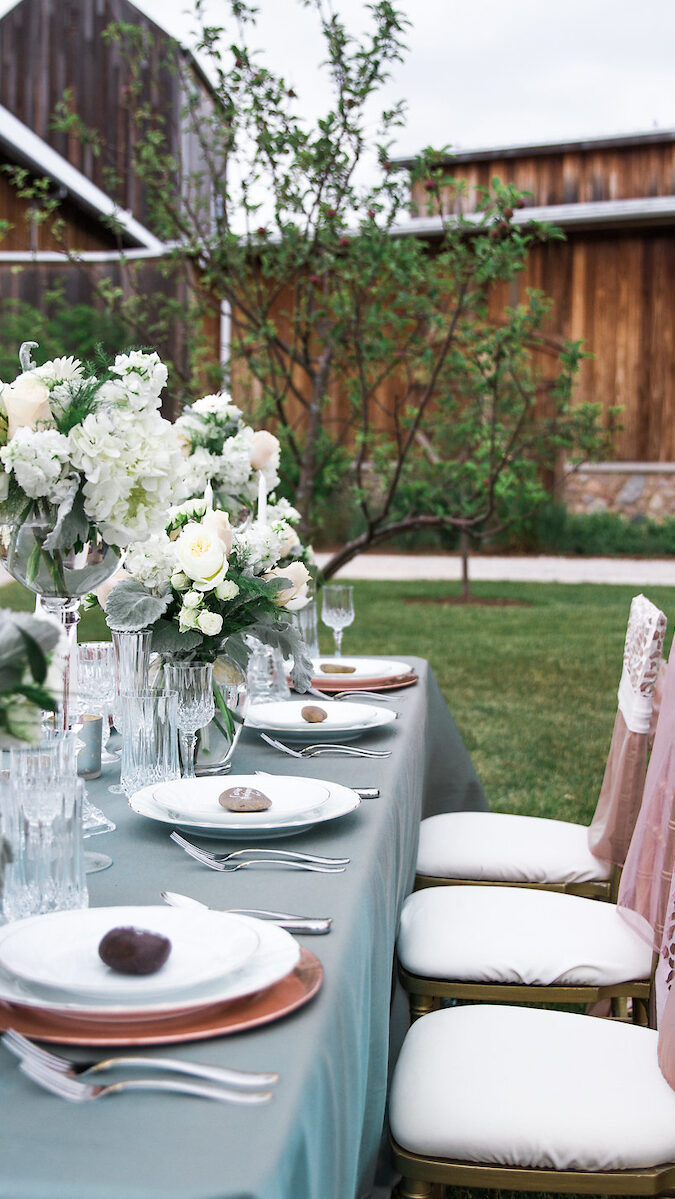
[4,576,672,825]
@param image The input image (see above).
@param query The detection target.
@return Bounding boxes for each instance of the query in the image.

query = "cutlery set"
[259,732,391,759]
[3,1029,275,1105]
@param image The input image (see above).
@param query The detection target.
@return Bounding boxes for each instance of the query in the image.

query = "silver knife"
[161,890,333,934]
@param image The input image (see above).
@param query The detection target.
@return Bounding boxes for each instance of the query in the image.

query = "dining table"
[0,656,487,1199]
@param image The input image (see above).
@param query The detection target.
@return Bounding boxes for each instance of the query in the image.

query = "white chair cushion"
[416,811,612,883]
[397,885,652,985]
[389,1004,675,1170]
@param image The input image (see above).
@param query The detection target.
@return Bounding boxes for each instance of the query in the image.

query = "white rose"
[171,569,189,590]
[176,522,227,589]
[215,579,240,602]
[3,373,53,440]
[183,590,202,610]
[277,523,300,556]
[202,508,233,554]
[197,610,223,636]
[178,605,200,631]
[264,561,311,607]
[250,430,280,471]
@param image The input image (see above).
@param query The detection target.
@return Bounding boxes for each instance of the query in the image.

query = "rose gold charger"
[0,948,323,1046]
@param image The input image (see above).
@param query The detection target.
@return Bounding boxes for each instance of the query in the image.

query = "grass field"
[3,576,673,825]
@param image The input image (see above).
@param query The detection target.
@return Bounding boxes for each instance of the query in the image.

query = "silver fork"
[260,733,391,759]
[169,831,346,873]
[3,1029,278,1090]
[306,686,393,703]
[170,830,349,867]
[19,1057,273,1104]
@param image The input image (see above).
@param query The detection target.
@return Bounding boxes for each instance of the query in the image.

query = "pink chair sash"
[619,644,675,1019]
[588,597,666,867]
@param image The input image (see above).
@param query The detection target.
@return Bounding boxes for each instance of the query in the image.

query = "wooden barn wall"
[0,259,196,420]
[0,0,213,233]
[229,227,675,464]
[0,171,115,252]
[411,142,675,213]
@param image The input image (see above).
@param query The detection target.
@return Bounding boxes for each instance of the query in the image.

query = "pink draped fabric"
[619,645,675,1018]
[587,712,648,867]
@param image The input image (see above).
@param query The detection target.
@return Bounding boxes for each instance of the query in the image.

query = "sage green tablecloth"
[0,658,487,1199]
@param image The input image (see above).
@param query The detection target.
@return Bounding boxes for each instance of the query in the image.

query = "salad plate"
[246,699,397,743]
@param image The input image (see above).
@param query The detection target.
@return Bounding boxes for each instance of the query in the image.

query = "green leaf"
[15,626,49,684]
[105,580,172,632]
[42,486,89,552]
[150,619,203,655]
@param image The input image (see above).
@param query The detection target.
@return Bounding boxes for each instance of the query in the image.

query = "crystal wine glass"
[320,585,354,657]
[163,662,215,779]
[77,642,117,763]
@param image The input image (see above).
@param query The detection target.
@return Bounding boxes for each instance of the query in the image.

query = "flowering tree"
[35,1,609,572]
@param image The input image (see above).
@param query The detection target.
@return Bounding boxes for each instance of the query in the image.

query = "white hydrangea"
[123,534,177,593]
[217,427,256,495]
[182,447,219,499]
[68,408,184,547]
[232,521,283,575]
[0,427,73,502]
[266,497,301,525]
[192,393,241,421]
[109,350,168,411]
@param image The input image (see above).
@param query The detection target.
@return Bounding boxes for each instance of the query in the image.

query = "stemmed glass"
[163,662,215,779]
[321,585,354,657]
[77,642,117,763]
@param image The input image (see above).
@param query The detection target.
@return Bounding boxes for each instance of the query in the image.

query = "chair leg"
[632,996,650,1027]
[409,993,436,1022]
[395,1177,434,1198]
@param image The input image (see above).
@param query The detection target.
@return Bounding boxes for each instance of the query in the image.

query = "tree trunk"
[460,531,471,601]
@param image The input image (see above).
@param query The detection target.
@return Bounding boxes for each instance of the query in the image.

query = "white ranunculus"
[215,579,240,602]
[176,522,227,589]
[178,605,200,631]
[183,590,202,610]
[264,561,311,607]
[2,373,53,440]
[250,429,280,471]
[202,508,233,554]
[197,610,223,636]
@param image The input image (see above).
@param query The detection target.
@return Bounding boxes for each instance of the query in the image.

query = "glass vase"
[195,652,249,776]
[0,514,120,729]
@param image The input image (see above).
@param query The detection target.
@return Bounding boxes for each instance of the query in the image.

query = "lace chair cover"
[588,595,667,866]
[618,641,675,1020]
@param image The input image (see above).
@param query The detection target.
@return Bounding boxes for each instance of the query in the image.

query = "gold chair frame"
[390,1138,675,1198]
[414,872,614,900]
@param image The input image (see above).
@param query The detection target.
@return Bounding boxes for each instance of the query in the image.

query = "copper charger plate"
[0,948,323,1046]
[309,671,419,693]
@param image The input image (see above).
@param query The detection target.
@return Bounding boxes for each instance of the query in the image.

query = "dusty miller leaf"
[105,580,171,632]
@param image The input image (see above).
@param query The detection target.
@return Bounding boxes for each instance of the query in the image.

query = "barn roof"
[0,103,165,251]
[391,193,675,238]
[393,128,675,169]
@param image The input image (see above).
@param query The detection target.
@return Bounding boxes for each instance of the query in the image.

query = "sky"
[126,0,675,157]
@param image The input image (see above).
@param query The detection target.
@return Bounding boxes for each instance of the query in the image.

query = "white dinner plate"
[151,774,330,825]
[129,778,361,840]
[311,656,412,680]
[246,700,397,743]
[0,906,260,1002]
[0,909,300,1016]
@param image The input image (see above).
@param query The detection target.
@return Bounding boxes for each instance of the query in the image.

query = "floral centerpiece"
[101,499,312,679]
[0,344,185,591]
[174,392,281,517]
[0,343,186,720]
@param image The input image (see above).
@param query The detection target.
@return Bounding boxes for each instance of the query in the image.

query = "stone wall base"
[563,463,675,520]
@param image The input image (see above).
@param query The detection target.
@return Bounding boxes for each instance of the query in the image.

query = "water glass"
[2,746,88,921]
[321,585,354,656]
[77,642,116,762]
[247,639,291,704]
[119,690,180,797]
[110,630,152,794]
[292,598,320,658]
[163,663,215,779]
